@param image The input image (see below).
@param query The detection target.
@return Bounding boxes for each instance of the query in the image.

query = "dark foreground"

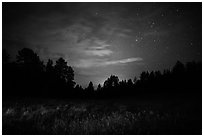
[2,93,202,135]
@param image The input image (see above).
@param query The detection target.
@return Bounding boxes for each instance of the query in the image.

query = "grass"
[2,95,202,135]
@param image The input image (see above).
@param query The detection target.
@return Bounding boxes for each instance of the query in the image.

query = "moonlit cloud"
[85,49,113,57]
[117,32,129,37]
[74,59,102,68]
[89,44,110,50]
[105,57,143,65]
[84,42,113,57]
[74,57,143,68]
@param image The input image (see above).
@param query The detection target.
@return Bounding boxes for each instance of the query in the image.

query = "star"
[135,35,143,42]
[150,21,156,28]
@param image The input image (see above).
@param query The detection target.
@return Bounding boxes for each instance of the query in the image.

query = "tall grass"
[2,100,200,135]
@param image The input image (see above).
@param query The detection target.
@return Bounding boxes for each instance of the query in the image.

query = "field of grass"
[2,94,202,135]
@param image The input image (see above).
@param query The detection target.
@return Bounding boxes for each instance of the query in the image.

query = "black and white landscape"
[2,2,202,135]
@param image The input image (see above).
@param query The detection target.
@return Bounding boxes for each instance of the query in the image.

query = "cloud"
[85,43,113,57]
[89,44,110,50]
[105,57,143,65]
[85,49,113,57]
[99,25,132,38]
[74,57,143,68]
[73,59,102,68]
[81,38,113,57]
[115,28,132,38]
[117,32,129,37]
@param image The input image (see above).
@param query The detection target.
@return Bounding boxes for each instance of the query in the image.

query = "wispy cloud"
[74,57,143,68]
[82,39,113,57]
[84,49,113,57]
[104,57,143,65]
[117,32,129,37]
[73,59,102,68]
[89,44,110,50]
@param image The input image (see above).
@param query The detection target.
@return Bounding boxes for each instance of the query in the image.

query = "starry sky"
[3,2,202,87]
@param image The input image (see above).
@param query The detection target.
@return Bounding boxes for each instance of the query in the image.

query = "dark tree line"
[3,48,202,99]
[3,48,75,98]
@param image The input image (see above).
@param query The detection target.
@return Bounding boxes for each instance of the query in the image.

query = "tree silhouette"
[133,76,137,85]
[103,75,119,89]
[185,61,201,89]
[102,75,120,97]
[87,81,94,92]
[75,84,83,91]
[140,71,149,82]
[54,57,75,88]
[44,59,56,95]
[97,84,102,92]
[16,48,44,82]
[14,48,45,96]
[74,84,84,97]
[172,61,185,76]
[3,49,11,97]
[16,48,44,70]
[67,65,75,88]
[127,79,133,87]
[85,81,94,97]
[46,59,54,74]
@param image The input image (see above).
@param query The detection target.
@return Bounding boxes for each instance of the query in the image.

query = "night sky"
[3,2,202,87]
